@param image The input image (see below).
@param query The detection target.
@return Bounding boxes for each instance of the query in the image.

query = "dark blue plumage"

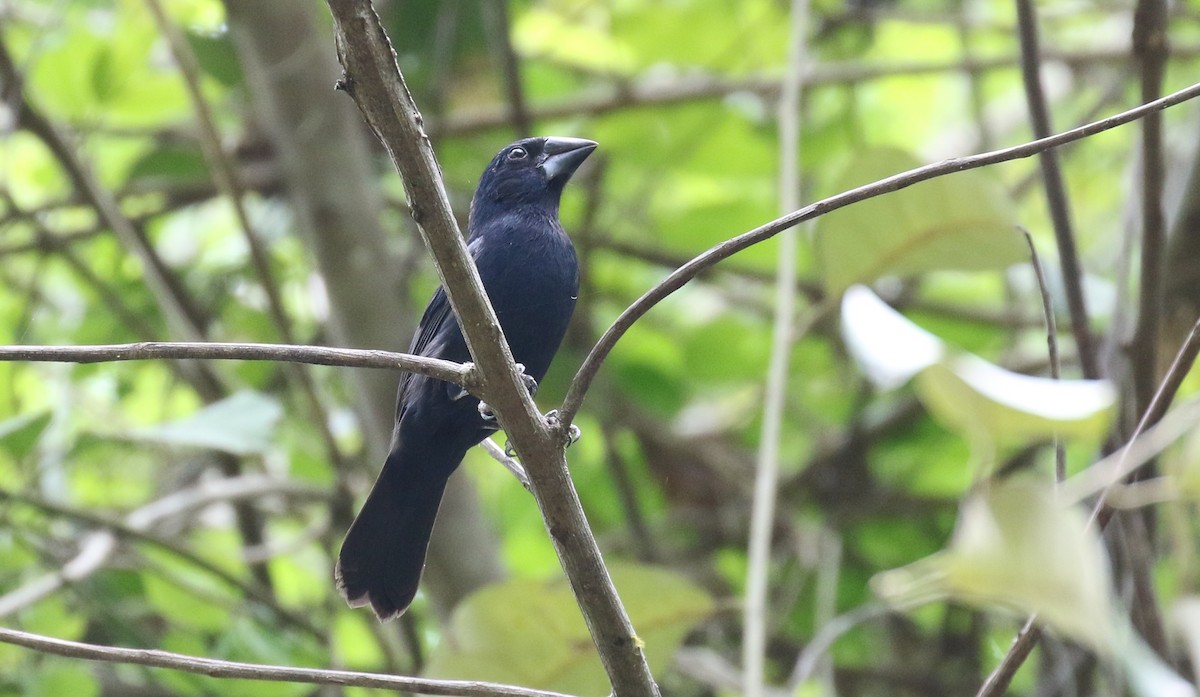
[336,136,597,620]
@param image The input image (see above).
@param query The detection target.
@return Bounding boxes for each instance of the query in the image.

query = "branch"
[556,78,1200,427]
[0,625,580,697]
[0,480,327,637]
[323,3,658,695]
[433,45,1200,137]
[0,342,475,388]
[1131,0,1170,413]
[744,0,808,692]
[0,40,212,346]
[1013,0,1097,377]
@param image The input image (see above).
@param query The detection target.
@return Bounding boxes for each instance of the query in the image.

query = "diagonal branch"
[323,3,659,696]
[556,78,1200,428]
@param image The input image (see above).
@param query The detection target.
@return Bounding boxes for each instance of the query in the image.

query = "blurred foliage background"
[3,0,1200,696]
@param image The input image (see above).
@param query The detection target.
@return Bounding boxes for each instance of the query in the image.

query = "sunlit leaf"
[426,563,714,696]
[333,612,385,669]
[815,148,1025,293]
[840,284,944,390]
[514,9,636,74]
[915,355,1116,444]
[871,480,1117,653]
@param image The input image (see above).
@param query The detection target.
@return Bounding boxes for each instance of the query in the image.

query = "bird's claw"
[514,363,539,397]
[504,440,519,458]
[545,410,582,448]
[449,362,476,401]
[478,400,497,422]
[565,423,582,446]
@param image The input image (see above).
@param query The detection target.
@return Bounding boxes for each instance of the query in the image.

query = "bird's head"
[471,136,598,212]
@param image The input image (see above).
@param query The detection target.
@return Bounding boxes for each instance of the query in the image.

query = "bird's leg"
[476,363,539,423]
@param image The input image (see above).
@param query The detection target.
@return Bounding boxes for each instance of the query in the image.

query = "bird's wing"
[408,285,454,358]
[395,239,488,420]
[394,285,453,421]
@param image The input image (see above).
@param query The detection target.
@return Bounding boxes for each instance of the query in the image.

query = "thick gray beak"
[540,137,598,183]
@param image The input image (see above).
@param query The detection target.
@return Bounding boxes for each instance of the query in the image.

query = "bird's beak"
[540,137,598,183]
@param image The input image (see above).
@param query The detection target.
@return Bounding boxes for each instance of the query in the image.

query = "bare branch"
[0,625,581,697]
[744,0,808,692]
[1131,0,1170,413]
[0,481,327,636]
[557,78,1200,427]
[0,342,475,388]
[1014,0,1097,378]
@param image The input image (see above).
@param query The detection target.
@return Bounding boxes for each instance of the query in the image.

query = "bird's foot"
[448,362,475,401]
[515,363,539,397]
[545,410,582,448]
[476,363,540,423]
[504,440,519,458]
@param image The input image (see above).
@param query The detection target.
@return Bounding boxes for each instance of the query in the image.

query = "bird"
[336,136,598,620]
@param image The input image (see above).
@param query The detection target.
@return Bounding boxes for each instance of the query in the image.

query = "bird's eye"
[507,147,528,161]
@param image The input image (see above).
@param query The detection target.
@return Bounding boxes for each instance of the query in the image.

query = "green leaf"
[185,31,243,87]
[333,612,385,669]
[815,148,1025,294]
[871,479,1117,653]
[514,9,637,75]
[840,286,1115,447]
[425,563,714,696]
[133,391,282,455]
[19,596,86,642]
[915,356,1115,445]
[24,662,98,697]
[142,571,232,632]
[0,411,52,460]
[127,146,210,187]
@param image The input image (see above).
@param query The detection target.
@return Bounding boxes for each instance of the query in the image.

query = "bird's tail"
[335,445,456,620]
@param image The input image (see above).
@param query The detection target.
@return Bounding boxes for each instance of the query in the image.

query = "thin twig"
[142,0,355,510]
[480,437,531,490]
[744,0,807,693]
[483,0,532,138]
[0,342,475,388]
[984,318,1200,694]
[0,41,212,347]
[1069,319,1200,506]
[0,481,327,637]
[433,45,1200,137]
[1014,0,1098,378]
[0,625,581,697]
[558,78,1200,427]
[976,230,1058,697]
[975,617,1042,697]
[1021,228,1064,479]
